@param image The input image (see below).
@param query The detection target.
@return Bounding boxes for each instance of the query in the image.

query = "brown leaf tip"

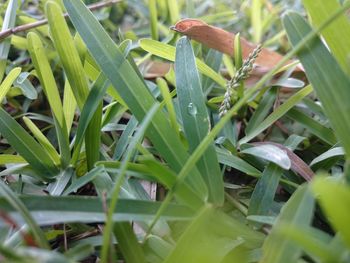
[171,19,208,33]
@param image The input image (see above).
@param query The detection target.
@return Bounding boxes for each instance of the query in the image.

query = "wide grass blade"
[261,184,315,263]
[0,196,194,226]
[0,108,58,179]
[63,0,208,201]
[311,177,350,248]
[302,0,350,74]
[283,12,350,159]
[175,36,224,205]
[164,206,264,263]
[0,180,49,249]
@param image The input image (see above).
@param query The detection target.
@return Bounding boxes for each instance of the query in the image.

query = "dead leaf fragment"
[171,19,298,72]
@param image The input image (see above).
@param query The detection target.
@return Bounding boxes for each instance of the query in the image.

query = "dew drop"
[187,102,197,116]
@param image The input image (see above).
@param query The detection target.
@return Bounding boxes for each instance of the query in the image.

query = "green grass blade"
[0,108,58,179]
[63,0,208,200]
[311,177,350,248]
[166,0,180,24]
[45,1,89,109]
[283,12,350,159]
[164,206,264,263]
[0,180,49,249]
[0,0,17,81]
[261,184,315,263]
[0,155,26,165]
[156,77,180,138]
[175,36,224,204]
[0,67,21,103]
[245,87,277,135]
[113,222,146,263]
[239,85,313,145]
[248,163,283,216]
[27,32,70,166]
[148,0,159,40]
[303,0,350,74]
[139,39,227,88]
[286,108,337,145]
[63,80,77,134]
[23,116,61,166]
[0,196,194,226]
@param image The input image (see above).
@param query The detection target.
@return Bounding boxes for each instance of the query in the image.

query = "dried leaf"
[171,19,299,73]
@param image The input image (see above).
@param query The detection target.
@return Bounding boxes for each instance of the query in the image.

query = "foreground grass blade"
[311,177,350,248]
[113,222,146,263]
[0,196,194,226]
[164,206,264,263]
[0,180,49,249]
[283,12,350,159]
[175,36,224,205]
[63,0,208,200]
[261,184,315,262]
[303,0,350,74]
[0,108,58,179]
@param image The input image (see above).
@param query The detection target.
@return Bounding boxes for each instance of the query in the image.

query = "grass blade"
[0,67,21,103]
[0,108,58,179]
[175,36,224,204]
[283,12,350,159]
[63,0,208,201]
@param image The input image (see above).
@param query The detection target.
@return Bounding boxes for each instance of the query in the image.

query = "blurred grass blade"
[0,0,17,81]
[239,85,313,145]
[283,12,350,159]
[23,116,61,166]
[0,67,21,103]
[0,108,58,179]
[167,0,180,24]
[248,163,283,216]
[311,177,350,248]
[164,206,264,263]
[0,196,195,226]
[0,180,49,249]
[251,0,262,43]
[0,155,26,165]
[63,0,208,201]
[148,0,158,40]
[113,222,146,263]
[303,0,350,74]
[175,36,224,204]
[261,184,315,263]
[139,39,226,87]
